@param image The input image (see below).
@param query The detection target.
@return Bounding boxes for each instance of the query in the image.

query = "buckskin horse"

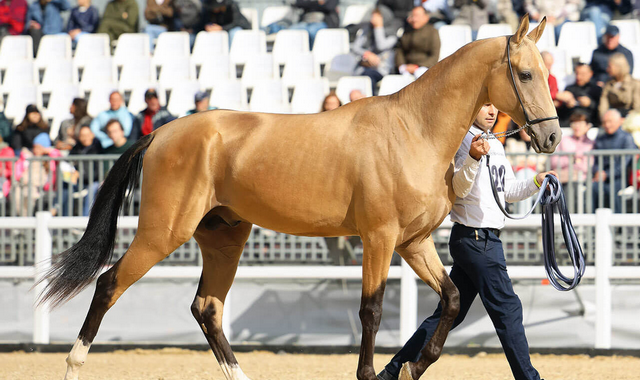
[39,15,559,380]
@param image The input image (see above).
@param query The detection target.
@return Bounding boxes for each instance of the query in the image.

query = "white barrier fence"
[0,209,637,349]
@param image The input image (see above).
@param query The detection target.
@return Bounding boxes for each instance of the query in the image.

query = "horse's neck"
[400,38,505,162]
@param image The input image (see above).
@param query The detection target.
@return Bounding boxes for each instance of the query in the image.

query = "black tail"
[37,134,155,308]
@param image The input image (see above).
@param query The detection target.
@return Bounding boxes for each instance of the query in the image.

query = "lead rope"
[485,154,586,291]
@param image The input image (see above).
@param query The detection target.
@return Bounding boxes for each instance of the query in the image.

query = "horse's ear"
[512,14,530,45]
[527,16,546,44]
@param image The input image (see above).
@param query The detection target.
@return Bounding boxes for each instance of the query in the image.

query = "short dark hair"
[570,110,589,123]
[104,118,123,132]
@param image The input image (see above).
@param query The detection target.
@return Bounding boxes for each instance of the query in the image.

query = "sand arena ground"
[2,349,640,380]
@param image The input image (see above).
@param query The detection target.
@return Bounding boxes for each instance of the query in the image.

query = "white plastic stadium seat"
[73,34,110,69]
[1,61,35,92]
[241,53,275,88]
[249,79,290,113]
[158,57,195,89]
[312,28,350,67]
[281,53,320,88]
[229,30,267,75]
[114,33,151,67]
[260,6,293,28]
[41,84,79,120]
[0,36,33,69]
[272,30,310,67]
[558,22,598,62]
[378,75,414,96]
[4,85,37,125]
[611,20,640,47]
[198,56,231,90]
[152,32,190,70]
[545,48,572,77]
[528,22,556,51]
[438,25,472,61]
[166,81,201,116]
[80,58,117,91]
[192,31,229,68]
[341,4,372,26]
[630,45,640,79]
[335,76,372,104]
[291,78,329,114]
[476,24,512,40]
[210,80,247,110]
[240,7,259,30]
[119,57,156,92]
[34,34,72,73]
[86,85,118,117]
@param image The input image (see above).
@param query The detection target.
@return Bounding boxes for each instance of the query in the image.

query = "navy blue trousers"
[383,224,540,380]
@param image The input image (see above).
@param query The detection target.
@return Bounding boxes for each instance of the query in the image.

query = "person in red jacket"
[0,0,27,37]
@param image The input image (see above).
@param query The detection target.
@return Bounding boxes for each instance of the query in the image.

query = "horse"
[39,15,559,380]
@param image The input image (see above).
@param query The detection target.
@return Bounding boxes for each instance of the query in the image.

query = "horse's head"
[488,15,561,153]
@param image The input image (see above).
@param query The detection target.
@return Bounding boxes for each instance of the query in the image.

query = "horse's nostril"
[549,133,556,145]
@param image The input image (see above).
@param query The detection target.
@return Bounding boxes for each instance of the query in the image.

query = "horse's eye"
[519,72,532,82]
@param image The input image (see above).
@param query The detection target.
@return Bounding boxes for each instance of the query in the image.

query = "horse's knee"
[191,297,222,335]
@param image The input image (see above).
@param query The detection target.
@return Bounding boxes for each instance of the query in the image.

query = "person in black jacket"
[556,63,603,127]
[289,0,338,46]
[201,0,250,44]
[590,24,634,86]
[11,105,49,153]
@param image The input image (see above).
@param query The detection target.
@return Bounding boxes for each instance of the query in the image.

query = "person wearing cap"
[90,91,134,149]
[200,0,250,45]
[129,89,176,141]
[186,91,217,116]
[11,105,49,153]
[590,24,635,86]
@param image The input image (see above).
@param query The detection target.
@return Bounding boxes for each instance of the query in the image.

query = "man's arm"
[451,135,488,198]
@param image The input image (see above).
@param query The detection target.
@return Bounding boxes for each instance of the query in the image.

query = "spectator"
[395,7,440,78]
[591,24,634,86]
[556,63,603,127]
[62,125,101,216]
[352,9,397,93]
[541,51,558,101]
[11,105,49,152]
[452,0,488,39]
[493,0,518,32]
[422,0,451,27]
[186,90,216,115]
[0,0,27,38]
[172,0,201,46]
[289,0,339,47]
[321,92,341,112]
[349,89,365,102]
[592,109,637,213]
[24,0,70,55]
[129,89,176,141]
[144,0,173,52]
[55,98,92,151]
[0,97,11,143]
[66,0,100,47]
[0,139,13,199]
[599,53,640,118]
[551,110,595,185]
[525,0,580,43]
[90,91,133,149]
[201,0,249,45]
[97,0,139,42]
[581,0,624,40]
[103,119,133,154]
[376,0,411,34]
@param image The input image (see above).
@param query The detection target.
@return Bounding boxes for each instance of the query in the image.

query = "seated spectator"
[129,89,175,141]
[541,51,558,101]
[0,0,27,38]
[352,9,397,94]
[289,0,338,47]
[556,63,603,127]
[599,53,640,118]
[395,7,440,78]
[201,0,249,45]
[349,89,365,102]
[0,138,14,199]
[525,0,579,44]
[90,91,133,149]
[11,105,49,153]
[55,98,92,151]
[66,0,100,47]
[551,110,595,185]
[144,0,173,52]
[581,0,628,40]
[172,0,201,46]
[591,24,634,86]
[61,125,101,216]
[0,97,11,143]
[24,0,70,55]
[97,0,139,42]
[592,109,637,213]
[452,0,488,39]
[321,92,341,112]
[103,119,133,154]
[186,91,216,115]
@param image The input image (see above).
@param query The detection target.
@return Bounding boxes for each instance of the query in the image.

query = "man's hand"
[371,12,383,28]
[577,96,591,107]
[593,170,607,182]
[69,28,81,39]
[30,21,41,30]
[536,170,558,188]
[406,64,419,74]
[362,51,380,67]
[469,134,490,161]
[205,23,223,32]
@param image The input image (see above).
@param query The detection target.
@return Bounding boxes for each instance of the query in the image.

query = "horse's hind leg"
[191,221,253,380]
[395,236,460,380]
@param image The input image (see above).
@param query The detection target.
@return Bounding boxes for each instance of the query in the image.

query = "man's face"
[146,96,160,112]
[475,103,497,131]
[78,127,95,147]
[77,0,89,7]
[408,7,429,30]
[602,111,622,135]
[196,97,210,112]
[109,93,123,111]
[106,123,124,142]
[604,34,620,51]
[350,90,365,102]
[575,65,593,86]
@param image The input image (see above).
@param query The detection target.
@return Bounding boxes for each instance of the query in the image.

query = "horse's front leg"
[357,229,396,380]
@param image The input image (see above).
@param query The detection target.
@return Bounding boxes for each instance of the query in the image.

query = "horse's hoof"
[398,362,414,380]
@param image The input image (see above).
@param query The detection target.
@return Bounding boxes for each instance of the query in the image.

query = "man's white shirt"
[450,125,540,230]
